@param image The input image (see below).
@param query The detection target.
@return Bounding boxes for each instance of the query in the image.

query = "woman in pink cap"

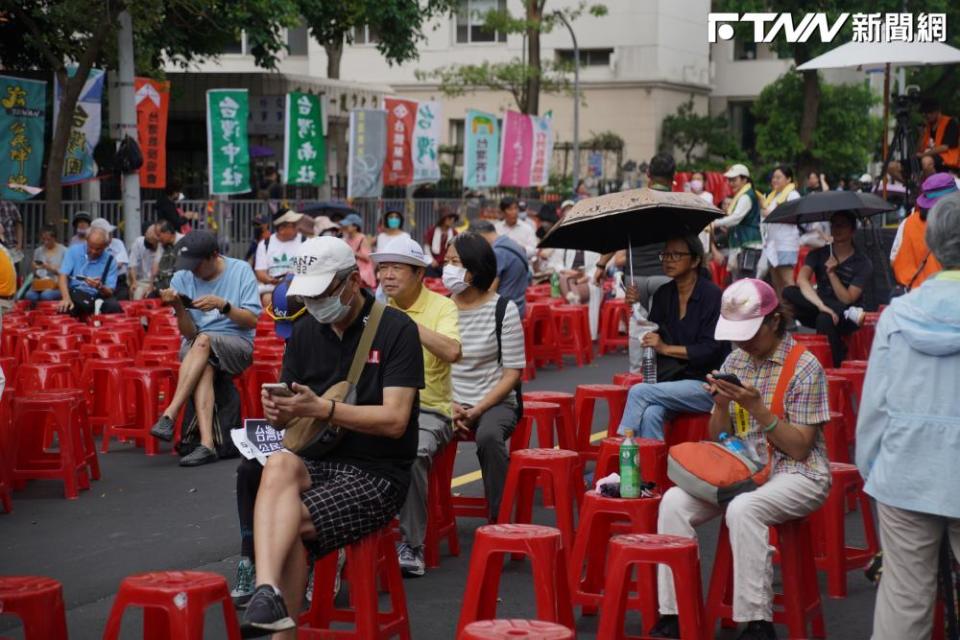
[650,278,832,640]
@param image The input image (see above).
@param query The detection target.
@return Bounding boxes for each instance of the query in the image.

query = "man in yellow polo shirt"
[372,235,461,577]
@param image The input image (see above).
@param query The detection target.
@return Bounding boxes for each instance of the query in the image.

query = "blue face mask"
[386,216,401,230]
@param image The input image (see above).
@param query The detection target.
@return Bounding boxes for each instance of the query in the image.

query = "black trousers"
[68,289,123,316]
[236,458,263,560]
[782,286,859,367]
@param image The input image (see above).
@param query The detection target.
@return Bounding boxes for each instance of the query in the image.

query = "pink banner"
[498,111,534,187]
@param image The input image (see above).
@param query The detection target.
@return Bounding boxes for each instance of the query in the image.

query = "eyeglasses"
[658,251,692,262]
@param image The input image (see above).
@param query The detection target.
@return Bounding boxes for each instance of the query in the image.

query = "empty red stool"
[598,534,707,640]
[792,334,833,368]
[822,411,849,463]
[551,305,592,366]
[14,329,50,364]
[832,366,866,413]
[612,371,644,387]
[299,528,410,639]
[664,413,711,449]
[527,302,563,369]
[80,342,128,359]
[497,449,581,556]
[598,299,631,355]
[812,462,879,598]
[512,400,572,451]
[32,348,83,380]
[460,619,573,639]
[103,571,240,639]
[596,436,668,487]
[706,517,824,640]
[522,391,576,451]
[101,366,176,455]
[42,388,100,485]
[456,524,574,635]
[12,393,91,499]
[241,361,283,419]
[826,375,855,445]
[570,491,662,616]
[424,441,460,569]
[143,334,182,352]
[81,357,134,436]
[14,361,75,393]
[37,332,84,352]
[0,355,16,384]
[574,384,628,461]
[0,576,68,639]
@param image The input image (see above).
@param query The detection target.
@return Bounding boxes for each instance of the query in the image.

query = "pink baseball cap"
[715,279,779,342]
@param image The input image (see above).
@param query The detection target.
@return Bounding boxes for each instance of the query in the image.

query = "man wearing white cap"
[712,164,762,280]
[254,207,304,308]
[90,217,130,299]
[372,236,461,577]
[650,279,831,640]
[241,236,423,638]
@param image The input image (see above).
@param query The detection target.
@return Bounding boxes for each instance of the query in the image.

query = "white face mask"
[304,285,354,324]
[442,264,470,294]
[689,179,704,192]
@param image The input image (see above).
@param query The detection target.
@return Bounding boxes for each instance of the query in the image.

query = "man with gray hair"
[56,226,123,316]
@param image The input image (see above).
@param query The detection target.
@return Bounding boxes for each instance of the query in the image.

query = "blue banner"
[54,67,105,185]
[0,75,46,200]
[463,109,500,189]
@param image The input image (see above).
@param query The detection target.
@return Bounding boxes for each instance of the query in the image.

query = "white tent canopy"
[797,41,960,71]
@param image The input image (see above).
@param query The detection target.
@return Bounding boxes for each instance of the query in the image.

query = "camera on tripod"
[893,86,922,118]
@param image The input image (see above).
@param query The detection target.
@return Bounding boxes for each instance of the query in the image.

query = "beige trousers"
[657,471,829,622]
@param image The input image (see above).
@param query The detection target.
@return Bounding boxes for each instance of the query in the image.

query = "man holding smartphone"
[55,227,122,315]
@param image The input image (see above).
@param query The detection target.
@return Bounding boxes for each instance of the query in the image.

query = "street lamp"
[554,11,580,191]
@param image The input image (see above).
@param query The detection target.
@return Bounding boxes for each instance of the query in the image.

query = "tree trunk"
[523,0,542,115]
[799,69,820,150]
[325,41,343,79]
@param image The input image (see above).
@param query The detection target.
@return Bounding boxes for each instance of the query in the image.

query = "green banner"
[284,92,325,186]
[206,89,250,195]
[0,75,46,201]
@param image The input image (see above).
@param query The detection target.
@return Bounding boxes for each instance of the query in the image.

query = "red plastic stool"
[14,329,50,364]
[14,361,75,393]
[41,388,100,485]
[596,436,668,487]
[0,576,68,639]
[456,524,574,635]
[460,619,573,639]
[570,492,662,616]
[792,334,833,368]
[80,342,128,359]
[241,361,283,419]
[612,371,644,387]
[664,413,711,449]
[299,528,410,639]
[527,302,563,369]
[497,449,581,556]
[520,317,536,382]
[551,305,592,366]
[598,299,630,355]
[574,384,628,461]
[822,411,849,463]
[424,441,460,569]
[598,534,707,640]
[812,462,880,598]
[37,332,85,352]
[512,400,569,451]
[832,367,865,414]
[12,393,91,499]
[826,375,855,445]
[81,357,135,436]
[143,334,182,352]
[450,429,491,521]
[0,355,17,384]
[840,359,868,369]
[521,391,576,451]
[31,348,83,381]
[101,366,176,455]
[103,571,240,639]
[706,517,825,639]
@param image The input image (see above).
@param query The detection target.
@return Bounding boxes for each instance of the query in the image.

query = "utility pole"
[117,10,141,247]
[556,12,580,189]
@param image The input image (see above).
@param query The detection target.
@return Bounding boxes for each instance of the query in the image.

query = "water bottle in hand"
[641,346,657,384]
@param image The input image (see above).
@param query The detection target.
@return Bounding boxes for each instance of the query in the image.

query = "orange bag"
[667,344,805,505]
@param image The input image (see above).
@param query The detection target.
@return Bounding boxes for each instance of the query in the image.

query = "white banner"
[529,113,554,187]
[412,101,442,183]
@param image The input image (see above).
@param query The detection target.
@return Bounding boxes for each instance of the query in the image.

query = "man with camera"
[240,236,423,638]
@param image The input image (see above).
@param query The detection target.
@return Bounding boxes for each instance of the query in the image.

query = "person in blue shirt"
[55,227,122,316]
[472,219,530,317]
[149,230,262,467]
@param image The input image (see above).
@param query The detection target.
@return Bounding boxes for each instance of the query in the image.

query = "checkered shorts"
[300,460,404,560]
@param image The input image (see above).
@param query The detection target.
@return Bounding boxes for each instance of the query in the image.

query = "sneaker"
[240,585,296,638]
[648,614,680,638]
[179,444,218,467]
[397,542,425,578]
[231,558,256,608]
[150,415,175,441]
[737,620,778,640]
[844,306,865,326]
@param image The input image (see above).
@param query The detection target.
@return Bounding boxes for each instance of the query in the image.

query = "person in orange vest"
[891,173,958,289]
[917,98,959,170]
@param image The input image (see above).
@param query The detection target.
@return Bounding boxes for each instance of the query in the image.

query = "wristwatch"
[221,301,232,315]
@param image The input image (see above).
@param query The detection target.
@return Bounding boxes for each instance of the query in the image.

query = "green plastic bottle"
[550,271,561,297]
[619,429,640,498]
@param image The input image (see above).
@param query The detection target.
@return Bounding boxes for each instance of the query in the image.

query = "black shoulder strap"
[495,295,508,365]
[101,253,113,281]
[264,235,270,252]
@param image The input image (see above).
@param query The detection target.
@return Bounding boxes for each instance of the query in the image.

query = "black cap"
[174,230,219,271]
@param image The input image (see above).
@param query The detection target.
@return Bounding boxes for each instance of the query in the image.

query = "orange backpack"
[666,344,806,505]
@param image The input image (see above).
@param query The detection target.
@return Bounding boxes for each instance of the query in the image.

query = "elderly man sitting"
[55,226,123,316]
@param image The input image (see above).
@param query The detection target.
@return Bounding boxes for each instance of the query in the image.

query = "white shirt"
[761,189,802,263]
[254,233,302,279]
[714,193,754,229]
[494,220,538,258]
[545,248,601,274]
[128,236,162,281]
[108,237,129,275]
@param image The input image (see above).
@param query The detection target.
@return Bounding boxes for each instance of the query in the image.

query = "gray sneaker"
[179,444,218,467]
[397,542,425,578]
[231,557,256,608]
[150,415,175,441]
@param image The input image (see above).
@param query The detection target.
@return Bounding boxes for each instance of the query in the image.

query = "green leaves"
[661,99,744,169]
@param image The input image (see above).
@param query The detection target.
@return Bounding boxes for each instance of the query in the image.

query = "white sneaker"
[844,306,865,326]
[396,542,425,578]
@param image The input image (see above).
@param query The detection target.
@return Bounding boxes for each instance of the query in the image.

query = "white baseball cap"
[723,164,750,179]
[90,217,117,233]
[370,235,430,268]
[287,236,357,298]
[859,173,872,183]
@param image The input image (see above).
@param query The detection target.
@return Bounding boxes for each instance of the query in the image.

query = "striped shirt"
[452,295,525,407]
[720,333,832,484]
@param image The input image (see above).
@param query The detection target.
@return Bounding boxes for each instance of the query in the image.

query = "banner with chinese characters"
[347,109,387,199]
[529,113,553,187]
[284,92,325,187]
[53,67,104,185]
[0,75,46,201]
[383,97,418,186]
[499,110,534,187]
[463,109,500,189]
[412,101,442,183]
[206,89,250,195]
[135,77,170,189]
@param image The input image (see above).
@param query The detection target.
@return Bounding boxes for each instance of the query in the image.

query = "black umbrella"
[764,191,895,225]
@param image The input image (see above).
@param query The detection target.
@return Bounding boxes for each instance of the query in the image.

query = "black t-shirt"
[280,291,424,489]
[804,246,873,308]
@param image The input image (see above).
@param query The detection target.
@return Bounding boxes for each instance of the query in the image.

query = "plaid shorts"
[300,460,404,560]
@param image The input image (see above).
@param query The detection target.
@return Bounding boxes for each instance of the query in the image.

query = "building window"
[352,25,379,45]
[450,119,465,148]
[733,39,757,61]
[456,0,507,44]
[555,48,613,67]
[287,23,309,56]
[223,32,244,55]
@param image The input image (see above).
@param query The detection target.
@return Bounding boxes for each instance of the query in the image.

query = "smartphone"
[711,373,743,393]
[261,382,294,397]
[178,294,195,309]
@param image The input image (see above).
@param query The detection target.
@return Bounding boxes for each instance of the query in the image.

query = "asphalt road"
[0,350,878,639]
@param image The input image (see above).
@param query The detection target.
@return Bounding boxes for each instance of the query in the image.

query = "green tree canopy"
[660,99,744,170]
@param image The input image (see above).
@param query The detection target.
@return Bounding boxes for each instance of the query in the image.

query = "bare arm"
[472,367,521,416]
[825,271,862,306]
[796,265,829,310]
[264,384,417,439]
[255,269,276,285]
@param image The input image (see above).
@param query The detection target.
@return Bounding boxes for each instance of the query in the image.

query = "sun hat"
[273,208,304,226]
[370,235,430,268]
[714,278,779,342]
[286,236,357,298]
[723,164,750,179]
[916,172,959,209]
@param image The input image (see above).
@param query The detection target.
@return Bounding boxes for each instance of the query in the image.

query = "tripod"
[880,106,921,207]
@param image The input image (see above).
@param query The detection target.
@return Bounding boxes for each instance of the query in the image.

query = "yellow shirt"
[0,248,15,297]
[388,285,460,417]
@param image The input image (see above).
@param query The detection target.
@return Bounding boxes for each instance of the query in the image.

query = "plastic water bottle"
[718,432,748,456]
[550,271,561,298]
[619,429,640,498]
[641,346,657,384]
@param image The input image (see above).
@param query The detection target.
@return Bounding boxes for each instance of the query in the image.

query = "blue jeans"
[25,288,62,302]
[617,379,715,440]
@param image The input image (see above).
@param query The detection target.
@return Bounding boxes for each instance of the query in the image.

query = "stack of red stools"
[843,311,880,361]
[550,304,592,366]
[597,299,630,355]
[527,302,563,369]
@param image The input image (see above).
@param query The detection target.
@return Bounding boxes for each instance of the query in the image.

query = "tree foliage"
[660,99,744,170]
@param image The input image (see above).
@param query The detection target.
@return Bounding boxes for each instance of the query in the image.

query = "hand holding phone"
[261,382,294,397]
[712,373,743,388]
[178,294,195,309]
